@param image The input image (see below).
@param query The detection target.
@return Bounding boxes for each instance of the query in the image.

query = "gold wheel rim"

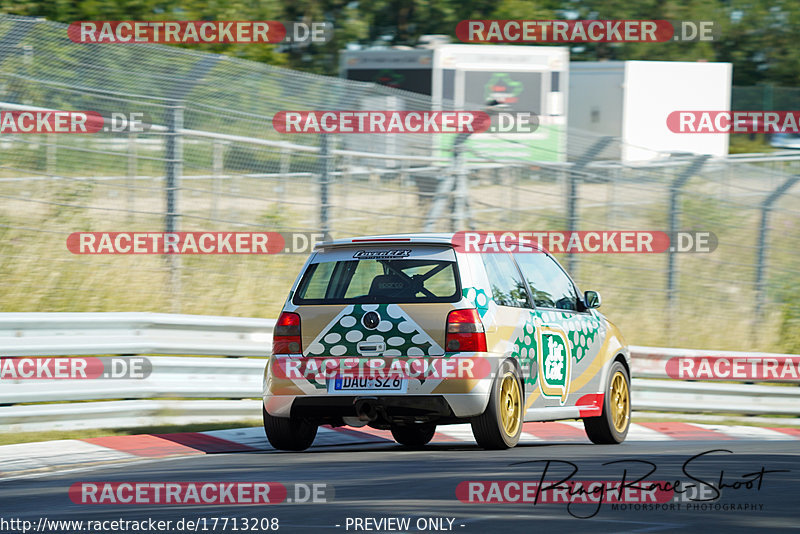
[499,373,521,437]
[610,371,630,433]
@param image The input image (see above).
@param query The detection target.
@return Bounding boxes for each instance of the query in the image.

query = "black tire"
[471,360,523,450]
[390,424,436,448]
[583,360,631,444]
[262,405,317,451]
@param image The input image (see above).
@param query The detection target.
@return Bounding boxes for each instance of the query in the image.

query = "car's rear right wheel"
[263,406,318,451]
[583,361,630,444]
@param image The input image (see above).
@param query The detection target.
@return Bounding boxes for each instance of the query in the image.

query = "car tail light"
[273,312,302,354]
[446,309,487,352]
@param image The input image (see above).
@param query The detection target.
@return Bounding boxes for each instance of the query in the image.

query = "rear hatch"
[292,245,461,357]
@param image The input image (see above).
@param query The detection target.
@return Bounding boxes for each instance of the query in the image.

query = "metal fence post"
[754,175,800,339]
[666,155,709,337]
[165,102,183,312]
[211,139,225,221]
[424,174,455,231]
[511,166,519,226]
[319,134,331,239]
[46,134,56,175]
[451,143,467,231]
[566,136,614,276]
[127,131,137,223]
[279,143,290,204]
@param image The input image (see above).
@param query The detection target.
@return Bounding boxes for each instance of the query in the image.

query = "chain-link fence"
[2,15,800,354]
[732,84,800,110]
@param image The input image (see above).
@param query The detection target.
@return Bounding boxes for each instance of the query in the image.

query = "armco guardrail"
[0,313,273,432]
[0,314,797,432]
[629,345,800,417]
[0,312,275,357]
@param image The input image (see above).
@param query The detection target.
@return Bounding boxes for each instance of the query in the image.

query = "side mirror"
[584,290,601,309]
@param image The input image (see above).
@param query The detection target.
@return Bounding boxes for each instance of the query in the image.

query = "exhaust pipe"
[354,397,379,422]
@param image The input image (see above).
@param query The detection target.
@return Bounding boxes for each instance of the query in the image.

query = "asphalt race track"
[0,439,797,533]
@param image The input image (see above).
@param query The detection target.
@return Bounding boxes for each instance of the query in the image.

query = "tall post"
[451,142,467,231]
[319,134,331,239]
[511,166,519,226]
[127,132,137,223]
[46,134,56,176]
[279,143,290,205]
[666,155,710,336]
[165,103,183,312]
[566,171,578,271]
[211,139,224,221]
[566,136,614,276]
[753,176,799,340]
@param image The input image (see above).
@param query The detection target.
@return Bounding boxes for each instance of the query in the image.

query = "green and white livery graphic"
[538,326,572,404]
[463,287,497,326]
[540,310,604,363]
[305,304,445,358]
[512,313,538,387]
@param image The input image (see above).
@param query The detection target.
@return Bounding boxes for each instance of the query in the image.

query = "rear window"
[293,247,460,304]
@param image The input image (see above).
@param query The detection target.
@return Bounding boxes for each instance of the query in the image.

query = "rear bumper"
[264,391,491,420]
[263,353,497,420]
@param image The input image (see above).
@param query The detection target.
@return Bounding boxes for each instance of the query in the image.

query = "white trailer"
[568,60,732,162]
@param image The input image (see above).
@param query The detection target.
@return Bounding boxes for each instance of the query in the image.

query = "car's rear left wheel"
[263,406,318,451]
[471,361,523,450]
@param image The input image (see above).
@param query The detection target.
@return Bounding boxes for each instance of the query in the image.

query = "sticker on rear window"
[353,249,412,260]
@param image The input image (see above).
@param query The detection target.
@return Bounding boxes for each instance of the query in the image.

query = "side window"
[514,253,579,311]
[481,253,531,308]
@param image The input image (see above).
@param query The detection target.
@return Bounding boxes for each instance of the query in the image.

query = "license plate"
[327,376,407,394]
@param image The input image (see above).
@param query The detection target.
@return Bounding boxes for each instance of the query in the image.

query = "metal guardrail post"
[666,155,709,338]
[754,175,800,338]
